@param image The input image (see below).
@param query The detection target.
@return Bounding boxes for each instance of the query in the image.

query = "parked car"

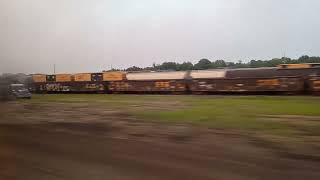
[9,84,32,99]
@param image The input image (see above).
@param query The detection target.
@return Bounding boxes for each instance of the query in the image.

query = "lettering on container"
[313,80,320,89]
[257,79,280,86]
[155,81,170,88]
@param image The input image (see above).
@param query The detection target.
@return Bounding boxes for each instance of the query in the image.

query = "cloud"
[0,0,319,74]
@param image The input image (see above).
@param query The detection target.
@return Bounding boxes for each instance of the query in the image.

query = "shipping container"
[74,73,91,82]
[32,74,46,83]
[56,74,72,82]
[277,64,312,69]
[91,73,103,82]
[190,70,226,79]
[126,71,187,80]
[277,63,320,69]
[46,75,56,82]
[103,72,126,81]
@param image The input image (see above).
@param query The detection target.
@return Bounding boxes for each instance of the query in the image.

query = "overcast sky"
[0,0,319,74]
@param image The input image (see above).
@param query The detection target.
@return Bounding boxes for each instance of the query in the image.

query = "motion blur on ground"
[1,94,320,180]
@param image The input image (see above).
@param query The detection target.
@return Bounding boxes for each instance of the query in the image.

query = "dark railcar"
[226,68,320,78]
[70,82,106,93]
[44,82,106,93]
[108,80,187,93]
[306,76,320,95]
[32,82,46,93]
[189,77,304,94]
[45,82,73,92]
[71,73,105,93]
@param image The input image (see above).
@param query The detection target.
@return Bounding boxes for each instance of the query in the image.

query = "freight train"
[32,63,320,95]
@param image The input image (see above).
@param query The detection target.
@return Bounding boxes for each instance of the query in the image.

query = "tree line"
[120,55,320,72]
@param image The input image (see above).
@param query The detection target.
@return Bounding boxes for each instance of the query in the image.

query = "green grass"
[27,94,186,103]
[25,94,178,107]
[134,96,320,135]
[22,94,320,135]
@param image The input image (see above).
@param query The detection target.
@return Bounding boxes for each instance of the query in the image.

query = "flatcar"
[72,73,105,93]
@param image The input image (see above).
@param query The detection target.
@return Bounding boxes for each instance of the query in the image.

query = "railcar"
[44,74,73,92]
[71,73,105,93]
[108,71,188,93]
[189,69,304,94]
[189,77,304,94]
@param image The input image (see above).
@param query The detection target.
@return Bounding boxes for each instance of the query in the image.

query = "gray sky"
[1,0,320,74]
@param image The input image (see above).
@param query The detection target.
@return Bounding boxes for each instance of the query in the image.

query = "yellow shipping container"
[103,72,126,81]
[56,74,72,82]
[278,64,311,69]
[32,74,46,83]
[74,73,91,82]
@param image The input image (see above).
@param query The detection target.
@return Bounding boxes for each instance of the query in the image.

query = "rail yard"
[32,63,320,95]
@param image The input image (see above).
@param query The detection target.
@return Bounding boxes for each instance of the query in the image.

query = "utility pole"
[53,64,56,74]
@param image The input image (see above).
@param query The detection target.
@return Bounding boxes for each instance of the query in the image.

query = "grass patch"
[135,96,320,135]
[25,94,187,103]
[21,94,320,136]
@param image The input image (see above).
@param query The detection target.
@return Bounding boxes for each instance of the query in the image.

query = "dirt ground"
[1,101,320,180]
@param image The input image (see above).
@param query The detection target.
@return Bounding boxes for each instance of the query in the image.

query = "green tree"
[298,55,310,63]
[226,62,235,67]
[178,62,194,70]
[307,56,320,63]
[159,62,178,70]
[213,60,227,68]
[281,57,292,64]
[194,59,212,70]
[126,66,143,71]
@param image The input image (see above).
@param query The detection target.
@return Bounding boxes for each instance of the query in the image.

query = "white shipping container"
[127,71,187,80]
[190,70,226,79]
